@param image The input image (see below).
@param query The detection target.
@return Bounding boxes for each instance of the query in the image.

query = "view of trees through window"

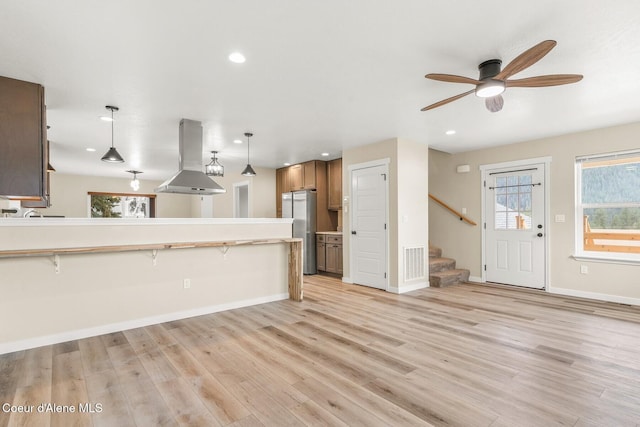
[89,193,155,218]
[582,158,640,230]
[579,153,640,257]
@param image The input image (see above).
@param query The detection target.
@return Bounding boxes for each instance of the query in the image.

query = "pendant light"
[101,106,124,163]
[241,132,256,176]
[205,151,224,177]
[126,170,142,191]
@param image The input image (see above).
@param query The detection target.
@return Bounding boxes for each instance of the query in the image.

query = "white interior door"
[351,164,388,289]
[484,163,546,288]
[233,181,250,218]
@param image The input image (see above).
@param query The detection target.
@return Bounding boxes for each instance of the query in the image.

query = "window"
[89,192,156,218]
[494,174,533,230]
[576,150,640,261]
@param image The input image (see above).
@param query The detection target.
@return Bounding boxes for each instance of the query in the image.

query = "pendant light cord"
[111,108,115,148]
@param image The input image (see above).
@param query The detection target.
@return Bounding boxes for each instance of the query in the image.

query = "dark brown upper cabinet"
[0,76,49,205]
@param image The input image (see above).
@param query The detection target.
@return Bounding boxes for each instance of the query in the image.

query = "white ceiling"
[2,1,640,180]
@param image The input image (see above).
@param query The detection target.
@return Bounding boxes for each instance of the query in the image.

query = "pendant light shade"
[241,132,256,176]
[101,105,125,163]
[126,170,142,191]
[205,151,224,177]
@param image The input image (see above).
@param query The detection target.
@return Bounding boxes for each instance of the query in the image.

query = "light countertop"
[316,231,342,235]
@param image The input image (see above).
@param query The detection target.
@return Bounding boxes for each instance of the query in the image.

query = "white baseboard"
[342,276,353,283]
[468,275,483,283]
[0,293,289,355]
[388,281,429,294]
[548,287,640,306]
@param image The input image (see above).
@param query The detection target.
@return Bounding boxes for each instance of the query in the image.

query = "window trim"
[574,150,640,263]
[87,191,157,218]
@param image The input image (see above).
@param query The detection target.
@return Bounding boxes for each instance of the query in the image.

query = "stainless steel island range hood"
[155,119,226,195]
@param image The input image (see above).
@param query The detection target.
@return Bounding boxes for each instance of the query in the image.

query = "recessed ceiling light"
[86,148,96,152]
[228,52,246,64]
[321,152,329,157]
[445,130,456,135]
[284,162,291,166]
[233,139,243,144]
[100,116,114,122]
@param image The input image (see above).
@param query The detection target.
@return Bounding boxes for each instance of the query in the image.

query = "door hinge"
[484,222,486,229]
[384,223,387,230]
[381,173,387,181]
[384,272,387,278]
[484,264,486,271]
[484,180,486,187]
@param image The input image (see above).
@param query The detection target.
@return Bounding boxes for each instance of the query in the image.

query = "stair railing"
[428,193,477,226]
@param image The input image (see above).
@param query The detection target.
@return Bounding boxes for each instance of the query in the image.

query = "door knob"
[351,231,357,235]
[537,233,543,237]
[537,224,543,229]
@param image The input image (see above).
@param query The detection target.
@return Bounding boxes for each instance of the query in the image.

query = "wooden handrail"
[429,193,477,226]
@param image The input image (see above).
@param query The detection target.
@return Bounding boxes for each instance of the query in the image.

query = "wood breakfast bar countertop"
[0,218,302,354]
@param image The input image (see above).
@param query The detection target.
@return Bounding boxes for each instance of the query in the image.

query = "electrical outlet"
[183,278,191,289]
[580,265,588,274]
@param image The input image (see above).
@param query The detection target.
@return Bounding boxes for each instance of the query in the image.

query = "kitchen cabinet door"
[0,76,48,202]
[302,161,316,189]
[328,158,342,210]
[289,164,303,191]
[276,168,285,217]
[316,241,326,271]
[326,243,338,273]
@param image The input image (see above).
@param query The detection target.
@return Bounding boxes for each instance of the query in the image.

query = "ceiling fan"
[421,40,583,113]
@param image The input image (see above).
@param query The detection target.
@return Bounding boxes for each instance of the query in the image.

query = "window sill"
[571,254,640,266]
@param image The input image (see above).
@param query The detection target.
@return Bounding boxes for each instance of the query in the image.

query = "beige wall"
[429,121,640,303]
[187,166,276,219]
[8,167,276,219]
[396,138,429,289]
[39,173,194,218]
[0,220,293,353]
[342,138,429,292]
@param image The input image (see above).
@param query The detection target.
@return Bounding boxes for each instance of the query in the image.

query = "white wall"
[429,121,640,304]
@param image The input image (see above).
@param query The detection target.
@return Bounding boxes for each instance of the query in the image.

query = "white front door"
[484,163,546,288]
[351,164,388,289]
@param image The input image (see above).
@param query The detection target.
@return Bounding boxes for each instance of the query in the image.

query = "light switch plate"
[555,214,566,223]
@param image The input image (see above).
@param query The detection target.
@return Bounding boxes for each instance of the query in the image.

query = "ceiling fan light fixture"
[475,80,505,98]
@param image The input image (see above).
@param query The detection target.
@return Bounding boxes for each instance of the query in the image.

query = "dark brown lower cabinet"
[316,234,342,275]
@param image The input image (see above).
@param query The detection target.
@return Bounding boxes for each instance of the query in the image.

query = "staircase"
[429,245,470,287]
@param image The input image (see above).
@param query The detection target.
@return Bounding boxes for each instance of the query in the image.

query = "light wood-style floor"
[2,276,640,427]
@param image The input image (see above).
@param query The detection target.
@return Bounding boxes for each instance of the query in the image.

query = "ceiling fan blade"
[425,73,481,85]
[495,40,557,80]
[421,89,475,111]
[485,95,504,113]
[506,74,583,88]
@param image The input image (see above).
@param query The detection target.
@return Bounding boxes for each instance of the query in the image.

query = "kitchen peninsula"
[0,218,300,355]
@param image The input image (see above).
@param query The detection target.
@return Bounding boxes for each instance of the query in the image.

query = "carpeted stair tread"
[428,257,457,273]
[430,269,470,287]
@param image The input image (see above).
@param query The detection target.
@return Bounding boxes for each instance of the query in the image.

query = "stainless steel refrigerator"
[282,190,317,274]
